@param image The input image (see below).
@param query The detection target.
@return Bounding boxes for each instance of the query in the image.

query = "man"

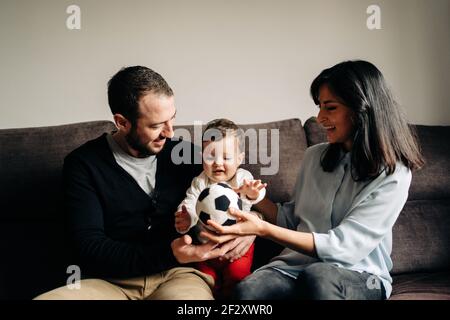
[35,66,254,300]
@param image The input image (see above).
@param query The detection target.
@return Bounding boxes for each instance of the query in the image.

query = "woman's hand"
[200,208,317,259]
[198,227,240,244]
[200,207,267,243]
[218,235,256,262]
[199,222,257,262]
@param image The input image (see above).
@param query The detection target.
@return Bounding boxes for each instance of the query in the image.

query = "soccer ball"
[196,183,243,230]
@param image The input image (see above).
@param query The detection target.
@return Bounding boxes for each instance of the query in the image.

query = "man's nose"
[161,121,174,139]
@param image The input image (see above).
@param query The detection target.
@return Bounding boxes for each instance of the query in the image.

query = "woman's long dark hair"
[310,60,424,181]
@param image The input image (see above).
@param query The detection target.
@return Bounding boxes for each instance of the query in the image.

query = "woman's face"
[317,84,355,151]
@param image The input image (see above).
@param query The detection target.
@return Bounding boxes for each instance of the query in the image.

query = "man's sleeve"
[64,155,179,278]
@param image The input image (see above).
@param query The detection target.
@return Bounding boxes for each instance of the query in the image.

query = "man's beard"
[125,128,164,158]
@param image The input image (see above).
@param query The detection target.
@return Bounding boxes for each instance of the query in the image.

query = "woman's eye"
[319,105,337,111]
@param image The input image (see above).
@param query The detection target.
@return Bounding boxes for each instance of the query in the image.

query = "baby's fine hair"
[203,118,245,152]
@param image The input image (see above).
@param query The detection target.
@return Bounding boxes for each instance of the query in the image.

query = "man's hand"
[171,234,230,264]
[175,205,192,233]
[218,235,256,262]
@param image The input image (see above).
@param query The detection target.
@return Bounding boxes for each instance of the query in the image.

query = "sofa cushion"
[391,200,450,274]
[390,272,450,300]
[0,121,116,299]
[174,118,308,204]
[0,121,117,220]
[408,125,450,201]
[0,221,68,299]
[303,117,327,147]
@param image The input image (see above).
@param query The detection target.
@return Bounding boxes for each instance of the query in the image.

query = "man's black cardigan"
[63,133,202,278]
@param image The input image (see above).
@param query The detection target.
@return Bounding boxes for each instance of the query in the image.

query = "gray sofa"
[0,118,448,300]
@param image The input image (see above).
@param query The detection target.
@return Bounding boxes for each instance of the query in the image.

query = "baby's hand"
[234,179,267,200]
[175,205,192,233]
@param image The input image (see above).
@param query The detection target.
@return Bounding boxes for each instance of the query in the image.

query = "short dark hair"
[310,60,424,181]
[107,66,173,125]
[203,118,245,152]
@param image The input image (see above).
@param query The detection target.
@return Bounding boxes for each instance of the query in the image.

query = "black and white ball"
[196,183,243,230]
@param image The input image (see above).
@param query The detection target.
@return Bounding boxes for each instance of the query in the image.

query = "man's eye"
[326,106,337,111]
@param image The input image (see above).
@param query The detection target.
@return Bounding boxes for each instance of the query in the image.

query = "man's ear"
[113,114,131,133]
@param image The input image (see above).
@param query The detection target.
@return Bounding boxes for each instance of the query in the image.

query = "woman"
[202,60,424,300]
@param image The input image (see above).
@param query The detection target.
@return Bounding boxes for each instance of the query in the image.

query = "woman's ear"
[113,114,131,134]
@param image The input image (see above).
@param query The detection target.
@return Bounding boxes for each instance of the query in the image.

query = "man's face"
[126,92,176,157]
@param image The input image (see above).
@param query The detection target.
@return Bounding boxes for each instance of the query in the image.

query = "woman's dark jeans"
[233,262,385,300]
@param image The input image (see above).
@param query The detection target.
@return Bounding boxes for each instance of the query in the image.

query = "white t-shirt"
[106,133,157,195]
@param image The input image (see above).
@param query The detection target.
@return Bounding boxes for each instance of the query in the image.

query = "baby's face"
[202,136,244,183]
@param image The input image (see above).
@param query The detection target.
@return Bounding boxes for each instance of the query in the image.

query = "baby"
[175,118,266,299]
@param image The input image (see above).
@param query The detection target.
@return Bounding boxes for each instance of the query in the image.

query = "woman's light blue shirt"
[260,143,412,298]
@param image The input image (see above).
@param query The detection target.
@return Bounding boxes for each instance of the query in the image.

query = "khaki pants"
[34,267,214,300]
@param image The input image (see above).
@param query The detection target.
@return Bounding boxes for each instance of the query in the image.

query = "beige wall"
[0,0,449,129]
